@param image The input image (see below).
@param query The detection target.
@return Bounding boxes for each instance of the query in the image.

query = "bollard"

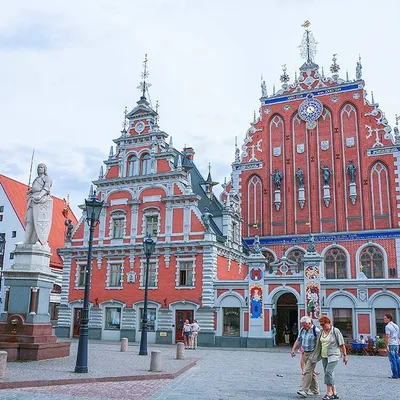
[150,350,161,372]
[120,338,128,352]
[176,342,185,360]
[0,351,7,378]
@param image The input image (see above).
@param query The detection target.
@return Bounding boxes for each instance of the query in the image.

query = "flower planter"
[378,348,387,356]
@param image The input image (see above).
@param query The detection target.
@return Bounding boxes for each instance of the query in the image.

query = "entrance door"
[276,293,298,346]
[175,310,194,342]
[73,308,83,337]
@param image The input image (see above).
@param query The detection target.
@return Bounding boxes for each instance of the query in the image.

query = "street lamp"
[139,234,156,355]
[75,192,103,373]
[0,234,5,304]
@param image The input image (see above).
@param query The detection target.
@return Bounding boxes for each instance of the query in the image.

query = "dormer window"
[127,155,139,176]
[141,153,152,175]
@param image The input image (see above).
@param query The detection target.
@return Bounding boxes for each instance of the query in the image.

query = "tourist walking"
[291,316,320,398]
[309,315,347,400]
[384,313,400,379]
[191,319,201,349]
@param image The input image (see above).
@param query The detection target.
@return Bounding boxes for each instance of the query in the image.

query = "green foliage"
[376,338,387,349]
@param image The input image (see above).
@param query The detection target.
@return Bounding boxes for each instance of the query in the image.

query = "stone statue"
[356,59,362,80]
[24,163,53,245]
[307,233,316,253]
[65,219,73,240]
[201,207,213,233]
[320,165,331,186]
[296,167,304,188]
[271,169,284,190]
[346,160,356,183]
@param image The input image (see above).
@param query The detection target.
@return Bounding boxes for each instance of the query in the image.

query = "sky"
[0,0,399,218]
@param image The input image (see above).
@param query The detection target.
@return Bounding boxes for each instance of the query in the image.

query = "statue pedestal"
[349,182,357,205]
[298,187,305,210]
[323,185,331,207]
[0,243,71,361]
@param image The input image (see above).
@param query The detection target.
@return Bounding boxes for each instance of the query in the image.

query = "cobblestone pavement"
[0,347,398,399]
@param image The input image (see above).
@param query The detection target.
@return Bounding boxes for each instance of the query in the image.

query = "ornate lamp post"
[0,234,5,304]
[75,192,103,373]
[139,235,156,355]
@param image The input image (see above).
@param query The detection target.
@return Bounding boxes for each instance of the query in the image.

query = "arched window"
[360,246,384,278]
[287,249,305,273]
[262,250,275,274]
[324,248,347,279]
[247,175,262,233]
[127,155,139,176]
[141,153,152,175]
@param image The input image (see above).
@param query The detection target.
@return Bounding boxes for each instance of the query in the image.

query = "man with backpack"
[384,313,400,379]
[291,316,320,398]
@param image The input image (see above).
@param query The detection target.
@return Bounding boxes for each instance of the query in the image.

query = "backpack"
[300,325,317,337]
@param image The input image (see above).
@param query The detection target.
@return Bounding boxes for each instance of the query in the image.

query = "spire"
[177,154,182,170]
[88,185,94,199]
[121,106,128,133]
[137,54,152,101]
[273,84,276,95]
[294,70,298,82]
[99,166,104,179]
[253,110,256,124]
[185,171,193,194]
[280,64,290,89]
[169,136,173,148]
[204,163,219,199]
[299,21,318,71]
[371,91,375,104]
[109,146,114,158]
[235,136,240,162]
[346,70,349,82]
[330,53,340,79]
[321,66,325,78]
[356,55,362,80]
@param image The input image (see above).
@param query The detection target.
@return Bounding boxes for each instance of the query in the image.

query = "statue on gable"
[296,167,305,188]
[65,219,74,241]
[271,169,284,190]
[201,208,213,233]
[346,160,356,183]
[253,235,261,254]
[320,165,332,186]
[24,163,53,246]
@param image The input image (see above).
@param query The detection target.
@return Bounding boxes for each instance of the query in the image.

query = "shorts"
[184,332,191,338]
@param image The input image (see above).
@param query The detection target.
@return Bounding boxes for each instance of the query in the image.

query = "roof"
[0,174,78,269]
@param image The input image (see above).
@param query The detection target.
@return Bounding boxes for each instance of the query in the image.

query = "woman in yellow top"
[309,315,348,400]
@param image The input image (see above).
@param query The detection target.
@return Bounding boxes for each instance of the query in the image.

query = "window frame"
[287,248,305,274]
[222,307,241,337]
[140,259,158,289]
[104,307,121,330]
[127,154,139,176]
[140,153,152,175]
[324,247,347,279]
[106,261,123,289]
[138,307,157,332]
[359,246,384,279]
[176,259,195,288]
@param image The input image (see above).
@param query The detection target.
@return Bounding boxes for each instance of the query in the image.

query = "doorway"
[175,310,194,342]
[274,292,298,346]
[73,308,83,337]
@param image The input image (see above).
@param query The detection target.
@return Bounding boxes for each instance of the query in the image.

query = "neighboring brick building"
[0,174,77,322]
[56,63,244,344]
[57,29,400,347]
[223,27,400,345]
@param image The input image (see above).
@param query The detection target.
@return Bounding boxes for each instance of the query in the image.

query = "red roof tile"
[0,174,78,269]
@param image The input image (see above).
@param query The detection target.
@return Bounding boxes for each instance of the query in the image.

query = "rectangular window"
[112,218,124,239]
[11,231,16,238]
[179,261,194,286]
[375,308,396,337]
[0,215,3,222]
[145,215,158,236]
[232,222,238,243]
[78,265,86,287]
[332,308,353,340]
[0,206,3,212]
[222,307,240,337]
[139,308,156,331]
[9,252,14,260]
[141,261,157,288]
[109,263,122,287]
[105,307,121,330]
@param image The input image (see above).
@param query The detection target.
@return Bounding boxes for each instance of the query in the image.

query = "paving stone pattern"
[0,342,398,399]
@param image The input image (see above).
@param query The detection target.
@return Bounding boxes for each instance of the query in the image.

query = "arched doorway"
[274,292,298,346]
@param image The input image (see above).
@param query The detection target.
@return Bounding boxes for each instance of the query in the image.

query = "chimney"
[183,146,195,161]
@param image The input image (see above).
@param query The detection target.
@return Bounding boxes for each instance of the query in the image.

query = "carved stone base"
[349,182,357,205]
[323,185,331,207]
[274,190,281,211]
[11,243,52,274]
[298,187,305,210]
[0,315,71,361]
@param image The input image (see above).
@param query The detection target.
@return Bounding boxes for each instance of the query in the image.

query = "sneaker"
[297,390,308,398]
[306,390,320,395]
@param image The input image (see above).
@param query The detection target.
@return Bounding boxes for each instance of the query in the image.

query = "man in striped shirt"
[291,316,320,398]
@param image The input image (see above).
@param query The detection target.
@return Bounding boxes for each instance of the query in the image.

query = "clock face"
[298,95,323,123]
[134,121,145,134]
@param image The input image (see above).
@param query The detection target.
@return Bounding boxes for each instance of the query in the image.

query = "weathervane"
[299,21,317,63]
[280,64,290,85]
[330,53,340,75]
[155,100,160,124]
[137,54,152,98]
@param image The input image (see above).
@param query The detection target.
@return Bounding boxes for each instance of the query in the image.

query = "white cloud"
[0,0,399,217]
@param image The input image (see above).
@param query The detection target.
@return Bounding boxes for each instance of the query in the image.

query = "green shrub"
[376,338,386,349]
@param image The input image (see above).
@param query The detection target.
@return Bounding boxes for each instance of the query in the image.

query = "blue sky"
[0,0,399,217]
